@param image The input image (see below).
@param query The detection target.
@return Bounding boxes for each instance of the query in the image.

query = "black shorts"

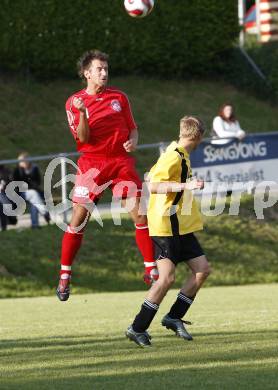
[151,233,204,265]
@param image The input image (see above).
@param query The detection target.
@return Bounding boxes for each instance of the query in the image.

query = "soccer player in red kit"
[57,50,158,301]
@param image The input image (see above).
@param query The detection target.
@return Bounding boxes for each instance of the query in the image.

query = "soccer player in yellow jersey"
[126,116,211,347]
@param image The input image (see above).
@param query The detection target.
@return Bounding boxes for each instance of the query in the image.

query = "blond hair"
[179,116,206,141]
[17,151,29,160]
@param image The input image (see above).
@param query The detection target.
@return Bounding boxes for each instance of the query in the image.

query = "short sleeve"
[121,93,137,131]
[150,152,181,183]
[65,96,80,139]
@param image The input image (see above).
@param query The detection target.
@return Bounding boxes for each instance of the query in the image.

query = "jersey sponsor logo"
[110,99,122,112]
[74,186,89,198]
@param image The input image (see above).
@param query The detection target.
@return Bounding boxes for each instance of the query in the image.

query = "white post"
[238,0,245,47]
[159,142,166,155]
[60,156,68,223]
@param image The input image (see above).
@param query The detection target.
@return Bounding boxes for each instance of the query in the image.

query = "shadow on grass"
[1,213,278,297]
[1,328,278,390]
[2,353,278,390]
[1,329,278,352]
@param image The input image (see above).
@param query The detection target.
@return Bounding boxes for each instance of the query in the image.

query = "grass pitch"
[1,74,278,161]
[1,284,278,389]
[1,195,277,298]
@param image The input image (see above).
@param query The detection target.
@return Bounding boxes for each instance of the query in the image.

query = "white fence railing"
[0,142,170,223]
[3,134,276,223]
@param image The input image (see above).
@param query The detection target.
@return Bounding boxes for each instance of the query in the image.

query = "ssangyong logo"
[203,141,267,163]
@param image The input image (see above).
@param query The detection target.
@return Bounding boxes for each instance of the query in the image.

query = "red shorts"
[72,155,143,204]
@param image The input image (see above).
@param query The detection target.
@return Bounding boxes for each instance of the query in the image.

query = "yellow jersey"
[147,141,203,236]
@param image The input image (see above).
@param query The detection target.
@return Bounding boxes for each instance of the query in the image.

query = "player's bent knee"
[71,204,91,228]
[158,274,175,288]
[202,269,211,280]
[205,263,212,277]
[198,266,211,281]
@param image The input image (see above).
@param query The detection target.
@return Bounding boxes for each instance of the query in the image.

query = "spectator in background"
[13,152,50,228]
[212,103,246,144]
[0,164,17,231]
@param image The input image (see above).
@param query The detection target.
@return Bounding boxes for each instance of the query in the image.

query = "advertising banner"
[190,132,278,189]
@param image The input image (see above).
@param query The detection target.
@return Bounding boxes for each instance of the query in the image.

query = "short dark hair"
[77,50,109,80]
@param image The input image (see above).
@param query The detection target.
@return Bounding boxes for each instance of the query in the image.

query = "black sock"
[132,300,159,333]
[167,292,195,319]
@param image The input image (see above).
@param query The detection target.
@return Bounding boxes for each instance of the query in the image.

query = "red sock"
[135,223,159,282]
[60,226,84,278]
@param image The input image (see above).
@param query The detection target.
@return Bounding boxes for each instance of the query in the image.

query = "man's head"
[179,116,206,149]
[77,50,109,88]
[18,152,31,169]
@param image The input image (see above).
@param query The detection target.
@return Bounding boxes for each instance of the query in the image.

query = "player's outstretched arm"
[149,178,204,194]
[73,97,90,143]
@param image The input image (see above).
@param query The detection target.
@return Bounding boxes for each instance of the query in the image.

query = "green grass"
[0,195,277,298]
[1,68,277,389]
[1,284,278,389]
[0,75,277,297]
[1,74,278,161]
[1,73,278,202]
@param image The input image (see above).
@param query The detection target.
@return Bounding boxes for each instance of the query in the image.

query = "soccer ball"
[124,0,154,18]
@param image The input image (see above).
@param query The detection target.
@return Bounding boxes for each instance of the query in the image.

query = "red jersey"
[65,87,137,157]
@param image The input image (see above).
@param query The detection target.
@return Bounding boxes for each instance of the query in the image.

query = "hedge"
[213,46,275,102]
[247,42,278,101]
[0,0,239,78]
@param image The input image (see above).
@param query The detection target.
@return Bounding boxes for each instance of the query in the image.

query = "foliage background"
[0,0,239,78]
